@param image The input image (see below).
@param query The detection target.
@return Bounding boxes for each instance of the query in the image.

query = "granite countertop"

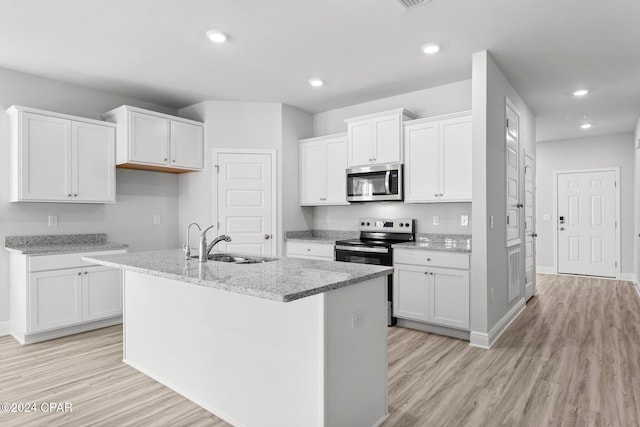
[284,230,359,244]
[393,234,472,253]
[83,249,393,303]
[4,234,128,255]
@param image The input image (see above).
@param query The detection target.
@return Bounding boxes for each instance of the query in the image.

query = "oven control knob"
[405,223,410,228]
[399,223,404,227]
[361,222,365,226]
[366,222,370,226]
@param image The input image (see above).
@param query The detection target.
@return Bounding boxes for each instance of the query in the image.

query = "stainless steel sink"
[190,253,276,264]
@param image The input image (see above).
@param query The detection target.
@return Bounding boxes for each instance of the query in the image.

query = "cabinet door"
[170,120,203,169]
[83,267,122,321]
[347,121,374,167]
[404,122,439,202]
[373,114,401,164]
[299,141,326,205]
[129,111,170,165]
[428,267,469,329]
[29,269,82,332]
[393,264,429,321]
[324,136,348,204]
[72,121,116,203]
[19,113,72,201]
[439,116,472,201]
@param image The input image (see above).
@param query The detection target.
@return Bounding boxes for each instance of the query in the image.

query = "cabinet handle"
[84,271,88,275]
[164,158,168,161]
[434,193,438,197]
[68,194,72,197]
[307,248,311,251]
[172,159,176,163]
[517,203,524,208]
[439,193,443,197]
[426,258,431,261]
[372,158,376,162]
[77,272,82,276]
[74,193,78,197]
[319,197,326,201]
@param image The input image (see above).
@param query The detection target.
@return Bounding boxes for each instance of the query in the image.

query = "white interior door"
[524,152,536,300]
[215,151,275,256]
[557,170,617,278]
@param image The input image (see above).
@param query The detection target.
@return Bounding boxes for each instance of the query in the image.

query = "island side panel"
[324,276,389,427]
[122,270,325,427]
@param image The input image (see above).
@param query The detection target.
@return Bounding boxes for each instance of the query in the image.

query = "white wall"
[634,120,640,284]
[471,51,536,335]
[0,67,181,324]
[312,80,473,234]
[536,133,635,276]
[178,101,313,255]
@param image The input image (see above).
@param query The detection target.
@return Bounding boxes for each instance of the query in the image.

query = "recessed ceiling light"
[581,123,592,129]
[572,89,589,97]
[308,78,324,87]
[421,43,440,55]
[206,30,228,43]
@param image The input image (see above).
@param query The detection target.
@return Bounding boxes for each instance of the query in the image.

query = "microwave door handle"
[384,170,391,195]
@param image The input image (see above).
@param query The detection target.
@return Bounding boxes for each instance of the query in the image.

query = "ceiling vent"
[396,0,432,10]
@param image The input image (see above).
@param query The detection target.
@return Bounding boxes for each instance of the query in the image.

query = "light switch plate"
[460,215,469,227]
[48,215,58,227]
[433,216,440,226]
[543,214,551,221]
[153,215,161,225]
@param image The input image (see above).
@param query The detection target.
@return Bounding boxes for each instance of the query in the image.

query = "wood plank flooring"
[0,274,638,426]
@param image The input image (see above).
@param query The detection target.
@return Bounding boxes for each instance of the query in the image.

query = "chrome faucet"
[199,226,232,262]
[183,222,201,260]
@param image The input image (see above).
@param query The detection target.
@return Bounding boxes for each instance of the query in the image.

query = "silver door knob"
[264,234,271,240]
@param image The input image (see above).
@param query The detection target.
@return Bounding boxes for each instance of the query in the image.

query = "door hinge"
[217,221,220,228]
[214,165,220,173]
[615,221,618,228]
[614,181,617,188]
[615,261,618,268]
[506,118,510,128]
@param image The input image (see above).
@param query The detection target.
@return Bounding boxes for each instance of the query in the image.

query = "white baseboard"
[0,321,10,337]
[536,266,555,274]
[395,319,470,341]
[620,273,637,283]
[469,298,526,349]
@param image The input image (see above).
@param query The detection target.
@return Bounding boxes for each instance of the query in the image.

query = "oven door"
[334,246,392,265]
[334,246,396,327]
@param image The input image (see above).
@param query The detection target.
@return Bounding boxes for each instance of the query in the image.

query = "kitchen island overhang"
[83,250,392,427]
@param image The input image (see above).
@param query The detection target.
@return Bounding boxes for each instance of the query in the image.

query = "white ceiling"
[1,0,639,142]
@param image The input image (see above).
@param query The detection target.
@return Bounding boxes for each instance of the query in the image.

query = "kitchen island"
[83,249,392,427]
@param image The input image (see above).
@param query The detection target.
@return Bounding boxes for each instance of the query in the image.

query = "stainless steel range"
[335,218,415,326]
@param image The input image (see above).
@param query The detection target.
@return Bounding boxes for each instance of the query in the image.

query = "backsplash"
[313,202,472,234]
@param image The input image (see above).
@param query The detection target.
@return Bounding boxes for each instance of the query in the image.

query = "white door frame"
[212,148,277,255]
[524,149,536,299]
[553,167,621,279]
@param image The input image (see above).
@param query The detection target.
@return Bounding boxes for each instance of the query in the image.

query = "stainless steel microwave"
[346,163,403,202]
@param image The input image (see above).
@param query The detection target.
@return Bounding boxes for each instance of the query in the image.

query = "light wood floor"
[0,274,638,426]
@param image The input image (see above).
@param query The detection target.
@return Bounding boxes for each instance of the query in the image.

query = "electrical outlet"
[352,310,365,329]
[48,215,58,227]
[433,215,440,226]
[460,215,469,227]
[153,215,161,225]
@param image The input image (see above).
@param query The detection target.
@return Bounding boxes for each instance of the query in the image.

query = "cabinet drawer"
[286,241,334,259]
[29,250,126,272]
[394,249,469,269]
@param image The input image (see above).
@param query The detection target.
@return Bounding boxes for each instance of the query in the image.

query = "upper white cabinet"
[102,105,203,173]
[345,109,416,167]
[7,106,116,204]
[299,133,349,206]
[404,112,472,203]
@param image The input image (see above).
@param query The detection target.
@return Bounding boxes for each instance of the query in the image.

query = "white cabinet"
[345,109,416,167]
[9,249,126,344]
[7,106,116,203]
[404,112,472,203]
[393,249,470,330]
[285,241,334,260]
[299,133,349,206]
[102,105,203,173]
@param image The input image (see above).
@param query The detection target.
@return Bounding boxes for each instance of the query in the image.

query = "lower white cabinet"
[285,241,334,260]
[393,249,470,330]
[10,250,125,344]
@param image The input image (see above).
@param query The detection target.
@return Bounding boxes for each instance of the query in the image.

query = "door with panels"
[505,99,522,304]
[557,169,618,278]
[215,151,275,256]
[524,152,537,300]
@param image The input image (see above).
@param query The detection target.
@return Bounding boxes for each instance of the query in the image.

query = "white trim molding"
[0,321,10,337]
[469,298,526,349]
[620,273,636,282]
[536,266,555,275]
